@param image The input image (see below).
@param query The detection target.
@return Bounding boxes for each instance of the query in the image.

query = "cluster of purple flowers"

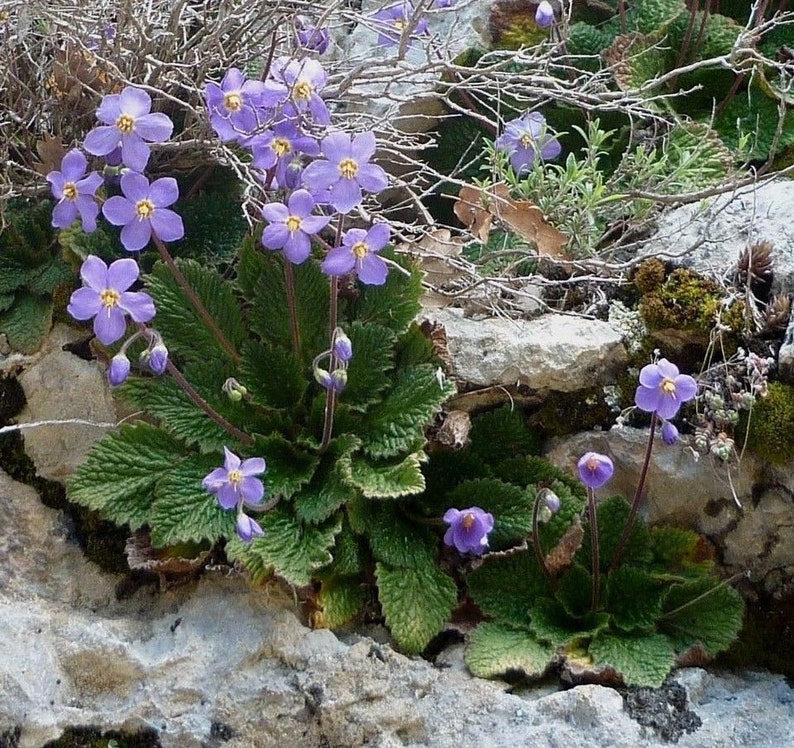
[48,86,184,388]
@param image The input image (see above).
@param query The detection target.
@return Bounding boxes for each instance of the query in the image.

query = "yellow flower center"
[519,134,534,148]
[393,19,405,30]
[116,113,135,134]
[661,378,676,394]
[224,92,242,112]
[228,469,243,486]
[352,242,368,259]
[62,182,78,201]
[286,216,302,232]
[338,158,359,179]
[272,138,291,157]
[100,289,120,309]
[462,513,475,530]
[136,199,155,219]
[294,80,313,101]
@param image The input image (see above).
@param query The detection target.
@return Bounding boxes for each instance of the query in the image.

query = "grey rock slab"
[17,324,116,483]
[639,178,794,293]
[421,308,627,391]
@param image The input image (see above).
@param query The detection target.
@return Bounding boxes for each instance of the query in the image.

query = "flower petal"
[148,177,179,207]
[223,446,241,472]
[106,258,140,291]
[80,255,109,290]
[120,172,151,203]
[240,457,266,476]
[120,134,150,172]
[356,163,388,193]
[288,188,316,217]
[120,218,152,252]
[94,93,121,125]
[357,254,388,285]
[262,223,289,250]
[321,131,352,163]
[94,306,127,345]
[674,374,697,403]
[634,384,663,414]
[84,125,122,156]
[119,291,156,322]
[102,195,136,226]
[119,87,152,118]
[638,363,664,389]
[239,476,264,505]
[67,287,102,320]
[352,131,376,161]
[134,112,173,143]
[321,247,355,276]
[329,178,361,213]
[150,208,185,243]
[216,483,238,510]
[60,149,88,181]
[52,200,78,229]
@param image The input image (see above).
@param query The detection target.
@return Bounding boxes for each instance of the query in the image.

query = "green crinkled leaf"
[120,374,232,452]
[376,561,457,653]
[294,458,358,525]
[58,222,117,265]
[659,577,744,656]
[636,0,686,33]
[420,449,493,513]
[395,322,436,368]
[317,576,365,629]
[567,21,619,57]
[467,551,548,628]
[666,121,732,192]
[465,622,554,679]
[341,249,422,334]
[649,525,712,575]
[253,432,319,500]
[529,598,610,647]
[445,478,533,550]
[361,364,455,459]
[349,497,438,569]
[588,632,676,687]
[239,339,308,409]
[582,495,652,571]
[468,405,541,464]
[525,481,586,550]
[67,423,187,530]
[605,33,668,93]
[606,566,665,633]
[226,506,340,586]
[0,293,14,313]
[558,564,595,619]
[145,259,245,363]
[328,517,365,576]
[150,452,237,546]
[340,450,426,499]
[26,257,72,295]
[0,293,52,353]
[665,10,742,62]
[342,322,396,410]
[244,248,329,364]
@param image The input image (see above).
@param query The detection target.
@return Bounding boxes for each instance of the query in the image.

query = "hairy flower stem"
[165,359,253,446]
[282,257,301,359]
[587,486,600,612]
[531,490,556,591]
[609,411,658,571]
[319,275,340,454]
[152,236,240,364]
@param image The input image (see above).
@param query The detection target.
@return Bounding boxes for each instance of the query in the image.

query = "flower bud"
[108,353,131,387]
[332,328,353,362]
[222,378,248,403]
[535,1,554,29]
[329,368,347,393]
[577,452,614,489]
[661,421,679,446]
[145,342,169,375]
[236,512,265,543]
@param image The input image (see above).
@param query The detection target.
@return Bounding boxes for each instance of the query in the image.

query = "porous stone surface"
[639,178,794,293]
[3,467,794,747]
[17,324,116,483]
[421,308,627,392]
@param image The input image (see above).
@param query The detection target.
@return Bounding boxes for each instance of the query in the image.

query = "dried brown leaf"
[544,516,584,577]
[33,135,68,176]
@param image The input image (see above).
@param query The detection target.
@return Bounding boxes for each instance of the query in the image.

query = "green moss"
[738,382,794,465]
[639,268,745,341]
[633,258,666,294]
[530,388,615,438]
[42,726,161,748]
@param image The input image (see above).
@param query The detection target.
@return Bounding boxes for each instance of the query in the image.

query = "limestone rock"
[421,308,627,392]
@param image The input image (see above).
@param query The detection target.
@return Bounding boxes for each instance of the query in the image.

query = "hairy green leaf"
[317,576,365,629]
[239,339,309,409]
[342,322,396,410]
[294,459,358,525]
[376,561,457,653]
[328,517,365,576]
[558,563,595,619]
[589,632,676,687]
[465,622,554,679]
[340,450,426,499]
[468,405,541,464]
[530,598,610,647]
[0,293,52,353]
[253,433,319,501]
[606,566,665,633]
[582,495,652,571]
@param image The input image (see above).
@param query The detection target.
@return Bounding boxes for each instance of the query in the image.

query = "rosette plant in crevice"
[428,364,744,688]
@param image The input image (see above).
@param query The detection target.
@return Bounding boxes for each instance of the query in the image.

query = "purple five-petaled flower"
[372,2,429,47]
[270,57,331,125]
[261,189,331,264]
[46,149,103,233]
[83,87,173,172]
[102,172,184,252]
[443,507,494,555]
[295,18,330,55]
[634,358,698,420]
[67,255,156,345]
[322,224,390,285]
[250,120,320,177]
[495,111,562,176]
[577,452,614,489]
[302,131,388,213]
[202,446,267,511]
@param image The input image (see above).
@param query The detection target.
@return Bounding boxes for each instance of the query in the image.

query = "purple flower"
[661,420,679,446]
[46,149,103,232]
[108,352,131,387]
[302,131,388,213]
[577,452,614,489]
[495,111,562,176]
[102,172,184,252]
[535,1,555,28]
[205,67,286,143]
[295,22,330,54]
[261,189,331,264]
[202,447,266,510]
[83,87,173,172]
[322,224,390,285]
[67,255,156,345]
[443,507,494,555]
[250,120,319,177]
[270,57,330,125]
[634,359,698,420]
[372,3,429,47]
[236,512,265,542]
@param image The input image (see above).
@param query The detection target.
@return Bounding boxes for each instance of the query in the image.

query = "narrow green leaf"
[317,576,365,629]
[376,561,457,653]
[589,632,676,687]
[67,424,187,530]
[660,578,745,656]
[340,450,426,499]
[465,622,554,679]
[226,506,340,586]
[150,453,237,546]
